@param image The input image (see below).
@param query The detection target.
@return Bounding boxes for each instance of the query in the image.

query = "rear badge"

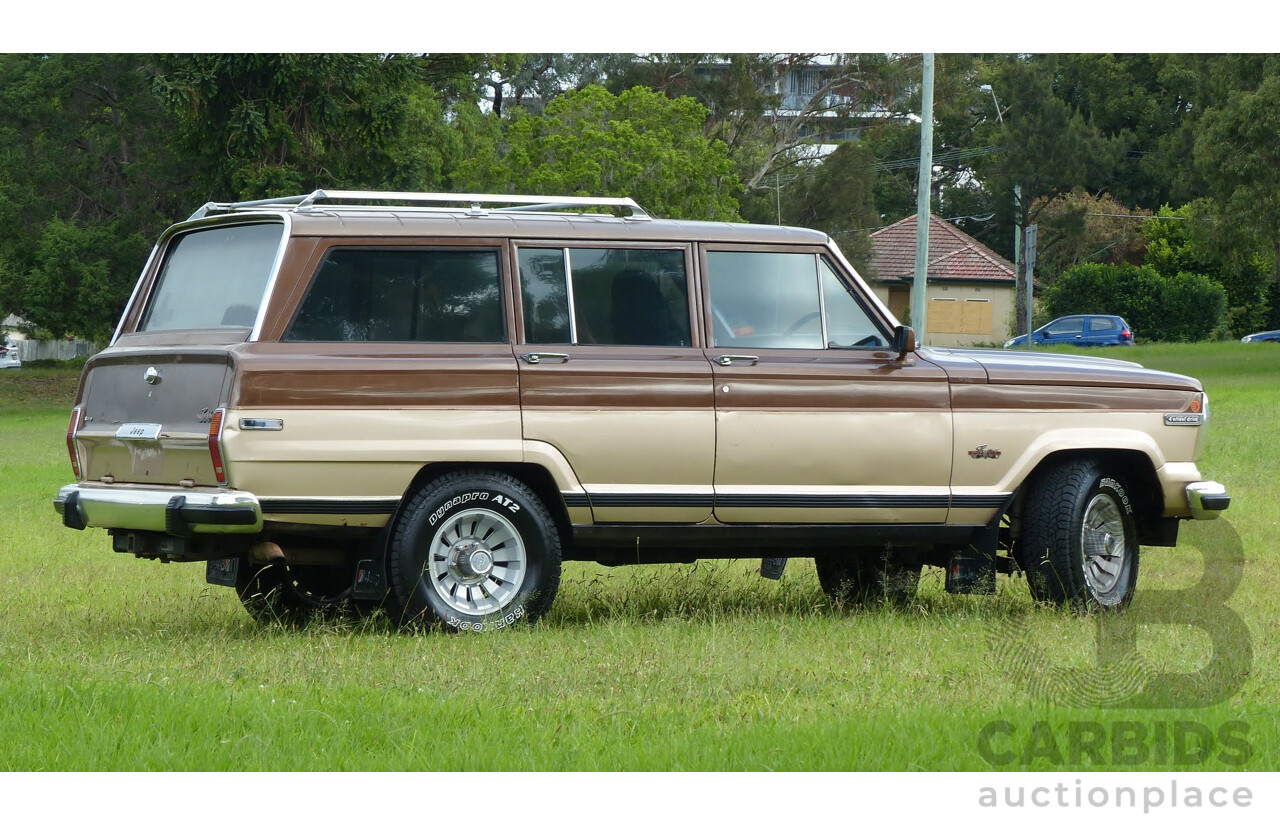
[1164,412,1204,426]
[968,445,1002,459]
[143,366,162,385]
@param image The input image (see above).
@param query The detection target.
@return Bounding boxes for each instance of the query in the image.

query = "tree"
[741,142,879,271]
[0,54,183,339]
[1194,73,1280,328]
[973,56,1125,334]
[612,54,919,196]
[149,54,483,200]
[1032,190,1151,282]
[457,85,741,221]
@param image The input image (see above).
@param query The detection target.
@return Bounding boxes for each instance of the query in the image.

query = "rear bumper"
[54,483,263,535]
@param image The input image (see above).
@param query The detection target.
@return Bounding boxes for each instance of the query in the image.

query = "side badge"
[968,444,1002,459]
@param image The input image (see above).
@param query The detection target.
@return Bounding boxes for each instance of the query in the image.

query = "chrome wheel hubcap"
[1081,493,1129,603]
[427,508,526,616]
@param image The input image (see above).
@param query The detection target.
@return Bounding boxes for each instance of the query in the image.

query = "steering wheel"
[786,311,822,335]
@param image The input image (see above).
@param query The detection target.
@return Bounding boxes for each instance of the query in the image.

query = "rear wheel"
[1017,458,1139,609]
[387,470,561,631]
[815,550,921,606]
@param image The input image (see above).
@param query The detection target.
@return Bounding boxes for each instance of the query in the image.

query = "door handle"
[717,354,759,366]
[523,352,571,364]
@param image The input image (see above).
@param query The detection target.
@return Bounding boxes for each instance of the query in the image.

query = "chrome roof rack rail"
[187,190,651,221]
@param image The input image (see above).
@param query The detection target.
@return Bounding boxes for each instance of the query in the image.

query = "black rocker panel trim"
[260,498,400,515]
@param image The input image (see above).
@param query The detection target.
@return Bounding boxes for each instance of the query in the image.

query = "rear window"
[140,222,284,332]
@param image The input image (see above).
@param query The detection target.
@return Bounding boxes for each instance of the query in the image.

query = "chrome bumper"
[54,483,263,535]
[1186,481,1230,520]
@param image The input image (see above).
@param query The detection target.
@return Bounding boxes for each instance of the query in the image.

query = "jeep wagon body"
[54,191,1230,629]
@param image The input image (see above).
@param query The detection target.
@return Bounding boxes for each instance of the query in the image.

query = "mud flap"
[945,512,1004,595]
[760,557,788,580]
[353,558,388,599]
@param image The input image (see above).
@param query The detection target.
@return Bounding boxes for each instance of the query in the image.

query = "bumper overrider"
[1186,481,1231,520]
[54,483,263,536]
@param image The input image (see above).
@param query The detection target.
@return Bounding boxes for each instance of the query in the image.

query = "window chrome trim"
[563,248,579,345]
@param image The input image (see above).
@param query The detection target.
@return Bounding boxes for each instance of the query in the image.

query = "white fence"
[14,339,102,361]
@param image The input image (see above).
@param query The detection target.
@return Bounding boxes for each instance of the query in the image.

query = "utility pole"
[910,53,934,343]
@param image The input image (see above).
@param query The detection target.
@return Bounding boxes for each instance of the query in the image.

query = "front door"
[702,246,953,524]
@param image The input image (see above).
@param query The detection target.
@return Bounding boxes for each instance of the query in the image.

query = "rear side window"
[1090,317,1118,331]
[140,222,284,331]
[517,247,690,346]
[283,248,504,343]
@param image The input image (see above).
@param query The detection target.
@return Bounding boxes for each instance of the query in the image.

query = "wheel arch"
[1012,448,1165,543]
[382,461,573,563]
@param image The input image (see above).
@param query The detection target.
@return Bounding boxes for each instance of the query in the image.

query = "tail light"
[1121,329,1133,340]
[208,408,227,485]
[66,405,84,479]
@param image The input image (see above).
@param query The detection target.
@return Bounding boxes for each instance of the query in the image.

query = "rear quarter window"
[283,247,505,343]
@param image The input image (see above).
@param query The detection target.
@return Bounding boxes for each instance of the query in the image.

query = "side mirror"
[892,325,916,356]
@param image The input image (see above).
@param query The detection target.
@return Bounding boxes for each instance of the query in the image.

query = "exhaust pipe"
[251,541,286,565]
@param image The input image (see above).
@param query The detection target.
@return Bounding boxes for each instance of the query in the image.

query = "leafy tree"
[1194,72,1280,327]
[973,55,1125,334]
[149,53,483,200]
[1032,190,1151,281]
[458,85,741,221]
[741,142,879,271]
[1143,202,1273,336]
[0,54,184,339]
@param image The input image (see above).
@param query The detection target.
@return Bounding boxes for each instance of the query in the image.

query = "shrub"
[1044,262,1228,342]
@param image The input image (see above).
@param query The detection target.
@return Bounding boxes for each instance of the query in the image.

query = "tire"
[387,470,562,631]
[235,560,363,625]
[815,549,921,606]
[1016,458,1140,609]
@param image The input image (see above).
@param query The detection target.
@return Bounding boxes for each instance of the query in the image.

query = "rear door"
[702,245,953,524]
[513,243,715,523]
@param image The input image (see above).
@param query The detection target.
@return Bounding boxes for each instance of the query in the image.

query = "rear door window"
[283,247,505,342]
[140,222,284,331]
[517,247,690,346]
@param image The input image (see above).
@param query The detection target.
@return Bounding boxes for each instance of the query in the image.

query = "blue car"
[1241,330,1280,343]
[1004,314,1134,348]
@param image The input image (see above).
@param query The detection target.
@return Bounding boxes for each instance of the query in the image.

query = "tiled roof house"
[864,213,1016,346]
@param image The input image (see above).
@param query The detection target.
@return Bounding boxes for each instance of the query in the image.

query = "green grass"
[1,344,1278,770]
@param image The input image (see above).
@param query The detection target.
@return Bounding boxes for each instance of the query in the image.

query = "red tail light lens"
[1121,329,1133,339]
[66,406,83,479]
[208,408,227,485]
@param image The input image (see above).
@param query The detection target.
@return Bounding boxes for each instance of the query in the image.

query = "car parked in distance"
[0,336,20,369]
[1241,330,1280,343]
[1005,314,1134,348]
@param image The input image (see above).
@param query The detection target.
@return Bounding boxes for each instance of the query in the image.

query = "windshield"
[139,222,284,332]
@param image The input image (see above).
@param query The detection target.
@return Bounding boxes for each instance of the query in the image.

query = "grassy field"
[1,345,1277,772]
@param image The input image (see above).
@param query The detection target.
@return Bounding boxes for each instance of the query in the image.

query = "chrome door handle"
[717,354,759,366]
[523,352,571,364]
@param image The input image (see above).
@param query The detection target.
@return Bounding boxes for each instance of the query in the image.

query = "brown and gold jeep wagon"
[54,191,1229,629]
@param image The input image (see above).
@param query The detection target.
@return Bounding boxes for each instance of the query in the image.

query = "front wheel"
[387,470,562,631]
[1017,458,1140,609]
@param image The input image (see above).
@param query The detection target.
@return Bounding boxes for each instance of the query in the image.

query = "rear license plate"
[116,422,163,440]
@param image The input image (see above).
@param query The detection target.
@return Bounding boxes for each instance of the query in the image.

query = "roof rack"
[186,189,651,221]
